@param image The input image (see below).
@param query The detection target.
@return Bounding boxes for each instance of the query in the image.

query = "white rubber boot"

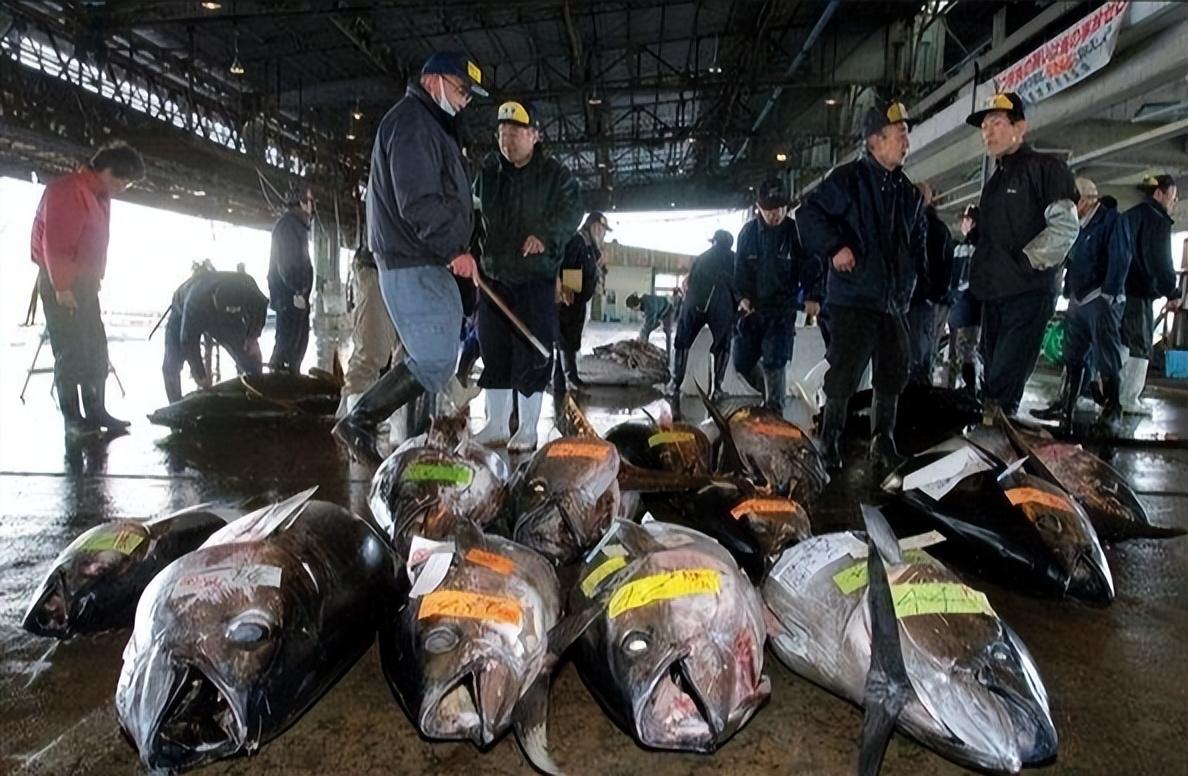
[474,389,513,446]
[1119,357,1152,415]
[508,392,543,453]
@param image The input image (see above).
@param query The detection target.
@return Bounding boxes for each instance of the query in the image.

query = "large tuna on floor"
[147,372,342,430]
[764,506,1057,774]
[882,436,1114,603]
[370,413,509,553]
[576,339,669,387]
[22,503,238,638]
[116,489,396,772]
[380,522,566,773]
[605,416,713,477]
[569,520,770,752]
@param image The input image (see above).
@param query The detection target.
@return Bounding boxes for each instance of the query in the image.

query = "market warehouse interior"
[1,1,1186,774]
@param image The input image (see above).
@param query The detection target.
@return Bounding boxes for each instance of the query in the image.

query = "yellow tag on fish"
[581,555,627,597]
[1004,487,1072,513]
[748,421,804,439]
[418,590,522,626]
[890,582,994,618]
[546,440,610,460]
[730,498,795,520]
[648,431,695,448]
[465,549,516,576]
[78,528,145,555]
[608,569,720,618]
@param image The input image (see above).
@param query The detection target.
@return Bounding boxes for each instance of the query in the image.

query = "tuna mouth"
[150,664,245,768]
[23,584,69,637]
[422,667,510,747]
[1067,552,1115,604]
[986,677,1058,766]
[638,658,719,751]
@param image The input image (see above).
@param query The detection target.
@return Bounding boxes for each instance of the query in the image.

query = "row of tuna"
[23,390,1180,774]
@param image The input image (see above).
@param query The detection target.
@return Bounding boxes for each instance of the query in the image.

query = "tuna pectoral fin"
[513,672,561,775]
[857,505,909,776]
[695,382,743,474]
[1106,521,1188,541]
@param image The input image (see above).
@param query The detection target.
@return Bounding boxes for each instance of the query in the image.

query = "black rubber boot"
[742,363,764,395]
[1095,376,1123,437]
[332,362,425,464]
[961,362,978,397]
[818,398,847,471]
[710,351,729,401]
[1030,368,1072,422]
[57,377,100,438]
[81,380,130,431]
[763,367,786,414]
[562,349,584,390]
[868,391,905,473]
[666,348,689,397]
[1057,366,1084,434]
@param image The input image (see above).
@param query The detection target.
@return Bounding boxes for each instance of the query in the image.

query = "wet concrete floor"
[1,319,1186,775]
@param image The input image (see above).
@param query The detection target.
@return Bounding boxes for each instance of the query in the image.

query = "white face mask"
[433,79,458,117]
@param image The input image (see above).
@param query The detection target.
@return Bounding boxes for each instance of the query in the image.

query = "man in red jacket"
[30,142,145,437]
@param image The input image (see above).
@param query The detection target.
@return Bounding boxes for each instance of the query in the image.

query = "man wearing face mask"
[555,211,611,391]
[965,92,1079,423]
[798,101,928,472]
[471,100,582,452]
[732,178,822,413]
[334,51,487,464]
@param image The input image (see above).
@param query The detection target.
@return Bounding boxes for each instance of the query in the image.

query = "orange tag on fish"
[730,498,795,520]
[465,549,516,575]
[1004,487,1072,513]
[546,440,610,460]
[748,422,804,439]
[418,590,522,626]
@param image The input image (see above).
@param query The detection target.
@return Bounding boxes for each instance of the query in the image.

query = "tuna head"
[24,520,154,637]
[116,542,315,771]
[599,550,769,751]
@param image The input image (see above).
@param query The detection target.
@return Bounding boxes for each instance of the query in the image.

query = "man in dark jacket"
[555,211,610,391]
[732,179,822,412]
[947,205,981,394]
[626,292,677,353]
[965,92,1079,421]
[334,50,488,463]
[798,101,928,471]
[267,185,314,374]
[668,229,738,399]
[472,99,583,452]
[906,181,954,384]
[1030,177,1130,433]
[163,269,268,403]
[1119,174,1180,413]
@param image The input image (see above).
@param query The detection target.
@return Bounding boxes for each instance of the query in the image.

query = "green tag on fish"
[832,550,934,594]
[648,431,695,448]
[890,582,994,619]
[403,462,473,487]
[78,529,145,555]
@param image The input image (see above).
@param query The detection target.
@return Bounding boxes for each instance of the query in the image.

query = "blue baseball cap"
[421,51,489,98]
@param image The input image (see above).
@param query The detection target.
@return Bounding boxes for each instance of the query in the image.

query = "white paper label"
[407,536,455,598]
[902,445,992,501]
[770,533,867,592]
[173,563,282,603]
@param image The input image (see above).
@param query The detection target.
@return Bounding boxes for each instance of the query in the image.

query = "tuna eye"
[530,478,547,494]
[1035,514,1062,535]
[226,616,272,646]
[621,631,650,655]
[424,627,460,654]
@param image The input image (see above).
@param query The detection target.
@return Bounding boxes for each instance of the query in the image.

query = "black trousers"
[906,298,936,382]
[270,304,310,373]
[1120,296,1155,359]
[732,308,795,374]
[822,304,909,399]
[477,276,557,395]
[162,313,259,403]
[674,298,734,356]
[980,289,1055,414]
[1064,297,1123,380]
[38,268,108,388]
[557,300,588,353]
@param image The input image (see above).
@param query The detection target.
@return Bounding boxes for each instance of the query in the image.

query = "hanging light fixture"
[351,99,363,121]
[201,1,223,10]
[229,33,245,75]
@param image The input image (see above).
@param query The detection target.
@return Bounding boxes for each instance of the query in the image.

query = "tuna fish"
[116,489,396,771]
[569,520,770,752]
[22,503,238,638]
[846,385,983,451]
[882,437,1114,603]
[576,339,669,387]
[147,372,342,430]
[380,521,567,773]
[605,417,713,477]
[698,386,829,504]
[370,413,509,553]
[764,506,1057,774]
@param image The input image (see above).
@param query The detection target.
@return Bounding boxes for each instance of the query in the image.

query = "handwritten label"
[730,498,796,520]
[1004,487,1072,513]
[890,582,995,619]
[608,569,720,619]
[418,590,522,626]
[648,431,695,448]
[173,564,282,602]
[581,555,628,597]
[546,440,610,460]
[77,528,145,555]
[769,533,867,592]
[831,550,935,594]
[403,461,473,487]
[465,549,516,575]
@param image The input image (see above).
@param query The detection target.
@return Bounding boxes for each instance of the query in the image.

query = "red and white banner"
[996,1,1130,104]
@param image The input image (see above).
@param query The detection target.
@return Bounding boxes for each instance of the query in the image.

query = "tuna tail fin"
[559,393,599,438]
[451,516,487,554]
[695,381,743,474]
[856,503,909,776]
[614,518,669,557]
[513,671,561,774]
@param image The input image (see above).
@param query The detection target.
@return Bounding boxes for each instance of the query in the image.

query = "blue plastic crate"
[1166,350,1188,379]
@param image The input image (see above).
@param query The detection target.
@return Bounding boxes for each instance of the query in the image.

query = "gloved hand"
[293,294,307,310]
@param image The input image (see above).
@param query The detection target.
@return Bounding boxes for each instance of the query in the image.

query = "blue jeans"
[377,265,463,393]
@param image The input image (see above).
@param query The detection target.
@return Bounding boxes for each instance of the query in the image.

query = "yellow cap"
[497,101,533,127]
[886,101,910,124]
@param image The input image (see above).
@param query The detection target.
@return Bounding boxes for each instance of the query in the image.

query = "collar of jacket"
[407,81,462,138]
[995,142,1034,171]
[1080,202,1102,228]
[860,154,903,185]
[496,148,544,173]
[1141,196,1174,224]
[287,209,312,230]
[76,167,109,199]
